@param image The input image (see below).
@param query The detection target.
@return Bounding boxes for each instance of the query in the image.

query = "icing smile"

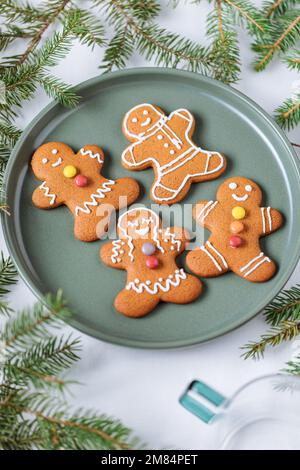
[232,193,249,202]
[51,157,63,167]
[135,226,150,236]
[141,117,151,127]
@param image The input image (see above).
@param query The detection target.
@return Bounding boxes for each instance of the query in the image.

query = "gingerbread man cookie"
[100,207,202,317]
[121,104,226,204]
[31,142,140,242]
[186,177,283,282]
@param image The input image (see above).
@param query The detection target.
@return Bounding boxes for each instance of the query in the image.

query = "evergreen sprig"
[0,254,18,316]
[242,285,300,375]
[0,269,136,450]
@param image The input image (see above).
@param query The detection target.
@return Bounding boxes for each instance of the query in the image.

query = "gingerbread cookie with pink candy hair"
[121,103,226,204]
[31,142,140,242]
[186,177,283,282]
[100,207,202,317]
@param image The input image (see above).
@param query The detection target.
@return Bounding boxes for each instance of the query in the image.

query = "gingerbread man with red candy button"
[100,207,202,317]
[31,142,140,242]
[121,103,226,204]
[186,177,283,282]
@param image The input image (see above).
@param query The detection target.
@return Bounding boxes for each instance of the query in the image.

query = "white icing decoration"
[132,118,138,123]
[164,143,169,148]
[122,106,225,202]
[197,200,218,223]
[267,207,272,232]
[157,135,163,140]
[117,258,121,262]
[52,149,58,155]
[111,240,122,263]
[117,208,164,262]
[229,182,237,189]
[120,250,124,254]
[200,245,222,272]
[261,207,272,234]
[141,117,151,127]
[261,208,266,234]
[126,268,187,295]
[245,184,252,192]
[51,157,63,167]
[163,227,181,251]
[42,158,48,164]
[143,110,149,115]
[39,181,56,205]
[240,253,271,278]
[232,193,248,202]
[146,280,151,285]
[135,279,139,283]
[75,180,115,215]
[80,147,103,164]
[169,150,175,155]
[206,241,228,269]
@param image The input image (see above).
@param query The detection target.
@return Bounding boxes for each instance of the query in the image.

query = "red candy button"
[229,235,243,248]
[75,175,88,187]
[146,256,159,269]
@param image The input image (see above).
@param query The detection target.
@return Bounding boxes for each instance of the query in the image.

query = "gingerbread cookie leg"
[114,288,160,318]
[152,150,225,203]
[186,241,229,277]
[236,251,276,283]
[161,274,202,303]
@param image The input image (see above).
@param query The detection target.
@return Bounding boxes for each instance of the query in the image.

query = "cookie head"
[118,207,160,240]
[31,142,73,180]
[123,104,163,139]
[217,177,262,207]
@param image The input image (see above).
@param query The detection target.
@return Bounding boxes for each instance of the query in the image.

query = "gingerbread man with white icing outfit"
[121,104,226,204]
[100,207,202,317]
[31,142,140,242]
[186,177,283,282]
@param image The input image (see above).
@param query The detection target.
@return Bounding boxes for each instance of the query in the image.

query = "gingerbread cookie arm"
[167,109,195,141]
[121,142,152,170]
[260,207,283,236]
[100,240,127,269]
[32,182,64,209]
[193,200,219,229]
[75,145,105,173]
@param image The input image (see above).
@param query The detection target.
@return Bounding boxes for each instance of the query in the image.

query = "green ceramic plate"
[2,68,300,348]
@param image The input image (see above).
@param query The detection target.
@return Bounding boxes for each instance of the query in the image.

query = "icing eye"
[42,158,48,164]
[229,182,237,190]
[143,110,149,115]
[245,184,252,192]
[132,117,138,123]
[51,149,58,155]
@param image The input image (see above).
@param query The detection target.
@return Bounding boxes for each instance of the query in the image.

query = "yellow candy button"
[232,206,246,220]
[63,165,77,178]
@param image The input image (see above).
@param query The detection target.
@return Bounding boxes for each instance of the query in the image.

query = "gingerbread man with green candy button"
[186,177,283,282]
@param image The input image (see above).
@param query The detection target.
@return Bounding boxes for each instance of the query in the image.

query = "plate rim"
[2,67,300,349]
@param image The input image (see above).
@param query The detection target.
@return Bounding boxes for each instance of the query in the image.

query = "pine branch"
[263,285,300,325]
[253,10,300,71]
[0,254,18,316]
[0,290,71,352]
[285,48,300,70]
[17,0,72,65]
[99,0,213,74]
[284,355,300,375]
[275,93,300,130]
[263,0,298,19]
[222,0,266,34]
[242,320,300,359]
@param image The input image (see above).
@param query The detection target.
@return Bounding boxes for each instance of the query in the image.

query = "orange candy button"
[230,221,244,234]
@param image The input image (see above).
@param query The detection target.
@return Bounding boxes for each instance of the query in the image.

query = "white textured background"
[1,0,300,449]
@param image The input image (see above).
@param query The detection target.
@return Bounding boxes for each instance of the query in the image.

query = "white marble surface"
[1,0,300,449]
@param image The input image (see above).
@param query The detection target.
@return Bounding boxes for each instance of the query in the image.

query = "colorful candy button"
[142,242,156,256]
[146,256,159,269]
[229,235,243,248]
[75,174,88,187]
[232,206,246,220]
[63,165,77,178]
[230,221,244,234]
